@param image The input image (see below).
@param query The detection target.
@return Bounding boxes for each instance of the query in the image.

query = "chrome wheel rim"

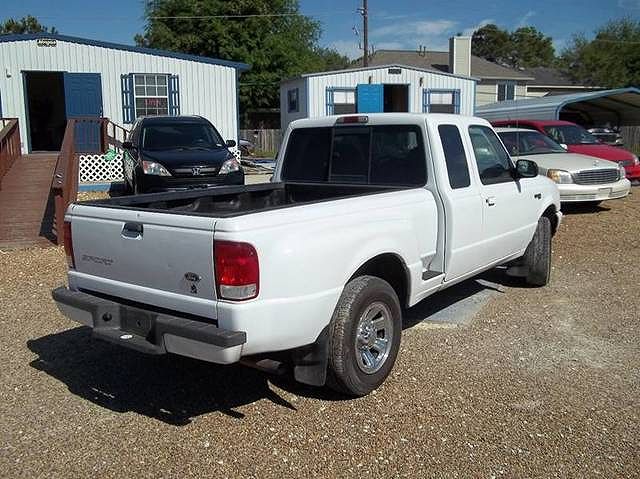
[354,301,393,374]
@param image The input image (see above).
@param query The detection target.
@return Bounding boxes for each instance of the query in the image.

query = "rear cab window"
[282,125,427,187]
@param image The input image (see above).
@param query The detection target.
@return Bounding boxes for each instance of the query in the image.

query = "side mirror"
[226,139,237,148]
[122,141,134,149]
[515,159,538,178]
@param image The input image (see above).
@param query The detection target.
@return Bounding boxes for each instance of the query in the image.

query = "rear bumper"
[52,286,246,364]
[558,179,631,203]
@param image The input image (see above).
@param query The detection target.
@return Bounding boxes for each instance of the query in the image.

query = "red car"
[491,119,640,181]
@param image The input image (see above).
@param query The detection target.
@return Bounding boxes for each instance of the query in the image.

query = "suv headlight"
[619,163,626,180]
[142,161,171,176]
[547,169,573,184]
[219,157,241,174]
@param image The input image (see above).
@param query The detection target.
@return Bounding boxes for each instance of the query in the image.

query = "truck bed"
[80,182,403,218]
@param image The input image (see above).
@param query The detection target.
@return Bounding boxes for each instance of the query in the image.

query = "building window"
[497,82,516,102]
[423,89,460,114]
[287,88,299,113]
[134,74,169,117]
[121,73,180,123]
[326,88,356,115]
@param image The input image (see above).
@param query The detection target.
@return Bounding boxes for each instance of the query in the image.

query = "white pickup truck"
[53,113,561,396]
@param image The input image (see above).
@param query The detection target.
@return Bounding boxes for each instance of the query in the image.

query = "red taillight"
[63,220,75,269]
[214,240,259,300]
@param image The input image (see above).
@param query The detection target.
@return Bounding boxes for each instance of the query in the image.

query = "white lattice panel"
[79,154,124,183]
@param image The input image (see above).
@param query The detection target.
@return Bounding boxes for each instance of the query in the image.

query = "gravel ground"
[1,193,639,478]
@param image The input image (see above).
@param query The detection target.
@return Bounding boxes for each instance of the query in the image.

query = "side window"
[468,125,514,185]
[128,120,140,143]
[438,125,470,189]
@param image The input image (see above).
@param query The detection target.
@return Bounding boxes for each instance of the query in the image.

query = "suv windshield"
[543,125,599,145]
[142,123,225,151]
[282,125,426,186]
[498,130,566,156]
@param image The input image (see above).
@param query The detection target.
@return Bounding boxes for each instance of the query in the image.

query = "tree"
[0,15,57,34]
[560,18,640,88]
[135,0,349,112]
[510,27,555,68]
[471,24,511,64]
[471,23,555,68]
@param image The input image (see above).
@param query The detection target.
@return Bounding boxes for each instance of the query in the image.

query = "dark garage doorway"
[24,72,67,151]
[383,84,409,112]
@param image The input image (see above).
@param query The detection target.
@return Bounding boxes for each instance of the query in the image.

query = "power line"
[1,11,354,21]
[149,12,352,19]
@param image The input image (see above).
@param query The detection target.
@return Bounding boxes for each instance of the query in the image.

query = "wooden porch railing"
[0,118,21,190]
[102,119,129,150]
[51,117,129,244]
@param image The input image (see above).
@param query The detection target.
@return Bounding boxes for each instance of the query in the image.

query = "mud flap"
[292,326,329,386]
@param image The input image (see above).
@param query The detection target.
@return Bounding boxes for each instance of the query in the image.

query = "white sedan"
[496,127,631,205]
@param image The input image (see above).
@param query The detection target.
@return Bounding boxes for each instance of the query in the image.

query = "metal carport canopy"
[476,87,640,126]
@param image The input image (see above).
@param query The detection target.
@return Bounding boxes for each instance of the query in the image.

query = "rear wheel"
[524,216,552,287]
[327,276,402,396]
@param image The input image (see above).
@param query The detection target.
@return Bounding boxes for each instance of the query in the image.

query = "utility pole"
[359,0,369,66]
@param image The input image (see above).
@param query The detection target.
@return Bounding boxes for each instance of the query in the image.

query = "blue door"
[64,73,103,152]
[356,84,383,113]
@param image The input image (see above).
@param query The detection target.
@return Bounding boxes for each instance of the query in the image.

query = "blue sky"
[3,0,639,59]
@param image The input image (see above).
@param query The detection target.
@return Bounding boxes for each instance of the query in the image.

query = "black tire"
[132,172,142,195]
[327,275,402,397]
[122,174,133,195]
[524,216,552,287]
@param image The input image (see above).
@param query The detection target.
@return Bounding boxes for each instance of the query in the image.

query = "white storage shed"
[280,63,477,130]
[0,33,249,153]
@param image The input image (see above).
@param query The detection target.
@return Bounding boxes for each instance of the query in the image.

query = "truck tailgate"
[68,204,219,315]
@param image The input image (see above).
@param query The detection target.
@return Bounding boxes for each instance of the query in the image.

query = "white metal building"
[0,33,248,153]
[280,62,477,130]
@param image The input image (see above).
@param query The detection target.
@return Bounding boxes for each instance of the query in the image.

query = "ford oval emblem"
[184,272,201,282]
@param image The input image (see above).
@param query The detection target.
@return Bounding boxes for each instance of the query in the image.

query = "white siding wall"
[476,81,528,107]
[279,78,307,130]
[306,67,475,119]
[0,38,240,152]
[279,66,476,129]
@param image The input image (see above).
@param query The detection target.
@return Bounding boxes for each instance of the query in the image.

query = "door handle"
[485,197,496,206]
[121,222,143,239]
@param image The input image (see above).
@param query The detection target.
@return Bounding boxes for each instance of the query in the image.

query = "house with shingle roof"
[520,67,602,98]
[354,37,534,108]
